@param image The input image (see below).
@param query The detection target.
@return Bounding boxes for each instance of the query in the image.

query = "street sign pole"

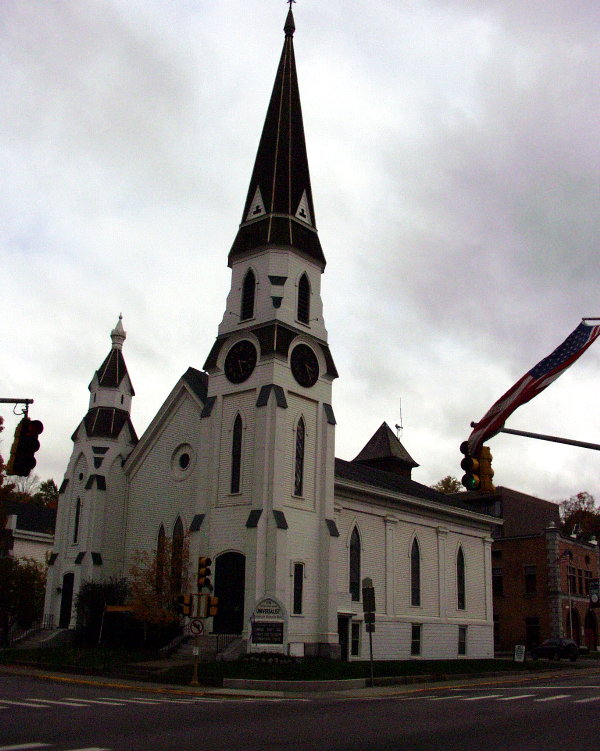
[362,577,376,688]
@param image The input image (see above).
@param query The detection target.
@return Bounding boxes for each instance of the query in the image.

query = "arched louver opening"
[297,273,310,324]
[240,269,256,321]
[349,527,361,602]
[171,517,184,594]
[231,414,243,493]
[457,546,466,610]
[294,417,305,496]
[411,538,421,607]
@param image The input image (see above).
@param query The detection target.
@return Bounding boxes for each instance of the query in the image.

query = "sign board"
[250,598,286,648]
[252,621,284,644]
[190,618,204,636]
[513,644,526,663]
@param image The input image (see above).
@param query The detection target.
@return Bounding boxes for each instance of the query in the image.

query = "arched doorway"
[584,610,597,651]
[566,607,581,644]
[59,572,75,628]
[213,552,245,634]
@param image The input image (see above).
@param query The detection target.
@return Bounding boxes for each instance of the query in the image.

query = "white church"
[45,8,498,661]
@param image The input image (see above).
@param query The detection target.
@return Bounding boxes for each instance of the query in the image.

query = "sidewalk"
[2,660,600,700]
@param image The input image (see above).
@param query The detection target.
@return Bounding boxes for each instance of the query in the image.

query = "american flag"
[468,321,600,455]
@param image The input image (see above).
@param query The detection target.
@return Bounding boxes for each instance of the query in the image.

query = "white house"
[45,8,497,660]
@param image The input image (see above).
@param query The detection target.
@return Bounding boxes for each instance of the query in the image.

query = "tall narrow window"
[457,547,466,610]
[73,498,81,543]
[297,273,310,324]
[294,417,305,496]
[231,414,243,493]
[171,517,184,594]
[349,527,361,602]
[156,525,166,593]
[458,625,467,655]
[293,562,304,615]
[411,538,421,607]
[240,269,256,320]
[524,565,537,594]
[411,624,422,656]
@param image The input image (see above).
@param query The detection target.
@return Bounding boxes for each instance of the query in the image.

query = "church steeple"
[228,6,325,268]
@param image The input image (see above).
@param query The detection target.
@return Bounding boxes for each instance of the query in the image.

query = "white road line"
[427,696,461,700]
[574,696,600,704]
[497,694,535,701]
[0,745,51,751]
[461,694,503,701]
[534,694,571,702]
[96,697,161,704]
[25,699,89,708]
[63,698,125,706]
[0,700,48,709]
[63,747,111,751]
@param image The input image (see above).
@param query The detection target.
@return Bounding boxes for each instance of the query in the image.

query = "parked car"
[531,638,579,661]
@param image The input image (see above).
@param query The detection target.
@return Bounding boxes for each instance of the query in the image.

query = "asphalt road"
[2,670,600,751]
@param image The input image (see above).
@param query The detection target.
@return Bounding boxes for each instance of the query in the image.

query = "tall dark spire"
[228,7,325,268]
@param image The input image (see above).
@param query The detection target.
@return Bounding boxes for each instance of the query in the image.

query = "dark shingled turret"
[228,7,325,268]
[353,422,419,479]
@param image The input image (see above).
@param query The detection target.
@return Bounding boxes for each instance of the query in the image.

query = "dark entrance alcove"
[213,552,246,634]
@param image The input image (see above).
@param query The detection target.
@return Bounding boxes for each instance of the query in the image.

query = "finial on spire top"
[111,314,126,350]
[284,0,295,37]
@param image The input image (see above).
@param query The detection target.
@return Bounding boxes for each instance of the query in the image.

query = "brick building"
[490,487,599,653]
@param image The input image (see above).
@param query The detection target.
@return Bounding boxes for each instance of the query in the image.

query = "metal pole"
[368,629,374,688]
[568,570,573,640]
[498,427,600,452]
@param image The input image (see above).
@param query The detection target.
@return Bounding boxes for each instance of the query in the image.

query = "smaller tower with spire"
[44,317,138,629]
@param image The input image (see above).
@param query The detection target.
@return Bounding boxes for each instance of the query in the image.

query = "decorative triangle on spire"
[229,5,325,268]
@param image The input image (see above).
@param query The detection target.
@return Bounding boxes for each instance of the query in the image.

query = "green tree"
[32,479,59,509]
[559,491,600,540]
[432,475,464,494]
[0,556,47,646]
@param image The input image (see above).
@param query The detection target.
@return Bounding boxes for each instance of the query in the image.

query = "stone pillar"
[384,515,397,616]
[437,526,448,619]
[545,522,562,639]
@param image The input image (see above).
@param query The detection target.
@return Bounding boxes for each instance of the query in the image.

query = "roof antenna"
[395,398,403,439]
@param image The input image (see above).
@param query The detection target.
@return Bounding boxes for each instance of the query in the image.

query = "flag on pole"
[468,321,600,455]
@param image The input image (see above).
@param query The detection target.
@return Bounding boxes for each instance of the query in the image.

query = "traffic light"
[478,446,495,493]
[200,595,219,618]
[176,593,192,616]
[5,417,44,477]
[460,440,480,491]
[197,556,212,591]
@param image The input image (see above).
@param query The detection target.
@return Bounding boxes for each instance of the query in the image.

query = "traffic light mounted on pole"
[460,441,480,491]
[176,593,192,616]
[197,556,212,591]
[5,416,44,477]
[478,446,495,493]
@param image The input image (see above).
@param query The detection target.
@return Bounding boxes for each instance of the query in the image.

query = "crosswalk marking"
[0,700,48,709]
[461,694,503,701]
[534,694,571,702]
[574,697,600,704]
[496,694,536,701]
[62,699,124,706]
[25,699,90,708]
[0,745,52,751]
[63,748,110,751]
[96,697,160,705]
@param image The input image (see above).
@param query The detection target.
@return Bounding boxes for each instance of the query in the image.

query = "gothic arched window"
[231,414,243,494]
[73,498,81,543]
[171,517,184,594]
[411,538,421,607]
[297,273,310,324]
[294,417,305,496]
[457,546,466,610]
[349,527,361,602]
[240,269,256,321]
[156,525,166,593]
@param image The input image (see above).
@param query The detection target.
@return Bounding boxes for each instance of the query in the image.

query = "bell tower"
[199,7,340,656]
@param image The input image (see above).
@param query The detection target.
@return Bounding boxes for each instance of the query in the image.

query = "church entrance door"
[213,552,246,634]
[59,573,74,628]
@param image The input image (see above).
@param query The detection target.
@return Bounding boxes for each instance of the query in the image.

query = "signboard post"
[362,578,376,687]
[250,598,286,653]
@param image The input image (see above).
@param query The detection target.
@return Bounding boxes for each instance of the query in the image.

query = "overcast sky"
[2,0,599,503]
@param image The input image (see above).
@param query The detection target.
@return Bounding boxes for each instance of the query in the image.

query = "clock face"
[290,343,319,387]
[224,340,257,384]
